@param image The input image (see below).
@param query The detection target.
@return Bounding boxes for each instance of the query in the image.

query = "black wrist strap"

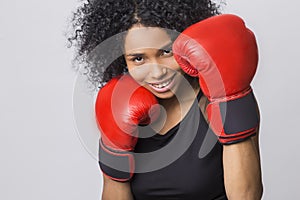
[98,140,134,182]
[219,90,259,135]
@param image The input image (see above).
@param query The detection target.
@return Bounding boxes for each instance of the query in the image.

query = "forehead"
[124,26,172,52]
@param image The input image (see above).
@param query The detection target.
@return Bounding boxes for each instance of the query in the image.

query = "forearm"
[223,138,263,200]
[102,175,134,200]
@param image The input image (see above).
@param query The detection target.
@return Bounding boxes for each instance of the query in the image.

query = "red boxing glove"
[95,74,160,181]
[173,14,260,144]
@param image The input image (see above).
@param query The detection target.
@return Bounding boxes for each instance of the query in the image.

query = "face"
[124,25,185,99]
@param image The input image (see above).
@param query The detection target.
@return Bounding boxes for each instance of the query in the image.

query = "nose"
[148,61,167,80]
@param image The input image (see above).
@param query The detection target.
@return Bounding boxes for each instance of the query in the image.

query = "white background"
[1,0,299,199]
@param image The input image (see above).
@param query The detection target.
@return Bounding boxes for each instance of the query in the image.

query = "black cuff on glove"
[216,90,260,144]
[98,140,134,182]
[219,90,259,134]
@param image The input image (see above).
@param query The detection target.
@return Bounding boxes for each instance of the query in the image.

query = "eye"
[131,56,144,63]
[161,48,173,56]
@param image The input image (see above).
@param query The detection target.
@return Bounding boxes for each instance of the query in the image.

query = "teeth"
[151,79,171,88]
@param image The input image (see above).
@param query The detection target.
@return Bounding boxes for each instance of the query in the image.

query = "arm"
[223,103,263,200]
[102,175,134,200]
[173,14,263,198]
[95,75,159,198]
[199,96,263,199]
[95,75,159,182]
[223,135,263,200]
[173,14,259,144]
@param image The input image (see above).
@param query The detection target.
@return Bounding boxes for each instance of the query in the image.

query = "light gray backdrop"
[0,0,299,199]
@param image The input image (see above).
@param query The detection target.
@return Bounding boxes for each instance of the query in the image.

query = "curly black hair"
[68,0,223,89]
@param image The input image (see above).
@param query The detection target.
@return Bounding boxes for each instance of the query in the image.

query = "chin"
[154,91,176,100]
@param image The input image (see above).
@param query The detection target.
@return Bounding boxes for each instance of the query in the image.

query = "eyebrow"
[159,41,173,51]
[125,41,173,57]
[126,53,144,57]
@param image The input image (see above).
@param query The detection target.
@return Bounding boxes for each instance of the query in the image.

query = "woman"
[68,0,263,199]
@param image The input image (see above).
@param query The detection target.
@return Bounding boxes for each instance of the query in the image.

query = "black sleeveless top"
[130,91,228,200]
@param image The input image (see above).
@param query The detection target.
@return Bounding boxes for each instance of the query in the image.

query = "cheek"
[124,59,146,83]
[161,56,181,71]
[127,64,151,83]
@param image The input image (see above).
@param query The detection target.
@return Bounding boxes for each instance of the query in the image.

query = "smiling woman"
[68,0,218,89]
[124,26,189,99]
[68,0,263,200]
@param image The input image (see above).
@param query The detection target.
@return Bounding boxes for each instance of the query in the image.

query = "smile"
[150,78,172,88]
[148,74,176,92]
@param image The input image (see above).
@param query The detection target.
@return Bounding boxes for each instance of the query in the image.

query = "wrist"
[99,139,135,182]
[206,90,260,145]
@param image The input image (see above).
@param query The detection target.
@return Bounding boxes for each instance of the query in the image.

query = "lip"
[147,74,176,85]
[147,74,176,93]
